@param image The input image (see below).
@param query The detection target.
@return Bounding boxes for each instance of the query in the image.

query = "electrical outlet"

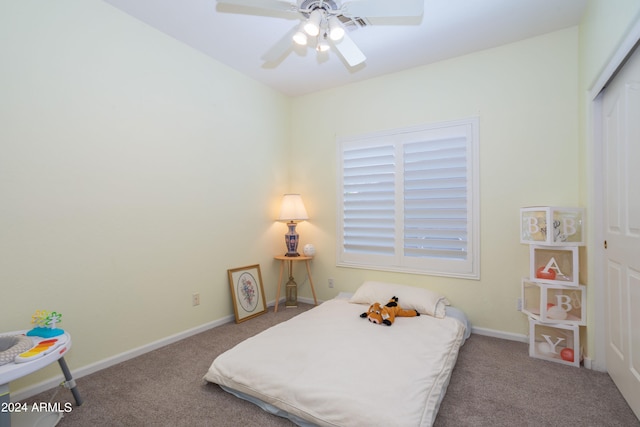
[516,297,522,312]
[328,278,334,288]
[192,293,200,306]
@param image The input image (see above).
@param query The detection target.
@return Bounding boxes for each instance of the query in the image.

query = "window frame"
[336,117,480,280]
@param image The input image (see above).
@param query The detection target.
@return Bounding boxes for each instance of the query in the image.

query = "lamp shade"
[278,194,309,221]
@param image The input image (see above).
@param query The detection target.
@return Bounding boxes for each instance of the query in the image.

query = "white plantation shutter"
[342,144,396,256]
[338,118,479,279]
[403,137,468,259]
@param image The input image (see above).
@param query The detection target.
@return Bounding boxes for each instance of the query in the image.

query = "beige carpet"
[21,303,639,426]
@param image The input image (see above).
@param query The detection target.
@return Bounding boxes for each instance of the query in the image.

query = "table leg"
[0,384,9,427]
[275,260,284,313]
[305,260,318,306]
[57,357,82,406]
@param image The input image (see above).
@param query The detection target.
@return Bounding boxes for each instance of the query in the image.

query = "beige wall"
[291,28,580,336]
[1,0,291,394]
[580,0,640,88]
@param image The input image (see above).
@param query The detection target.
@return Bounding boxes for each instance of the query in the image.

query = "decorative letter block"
[529,319,580,367]
[529,246,579,286]
[520,207,585,246]
[522,279,586,325]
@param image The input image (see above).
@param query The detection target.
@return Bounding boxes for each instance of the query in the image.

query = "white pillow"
[349,281,450,318]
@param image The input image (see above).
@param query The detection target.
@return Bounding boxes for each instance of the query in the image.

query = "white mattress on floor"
[204,297,467,426]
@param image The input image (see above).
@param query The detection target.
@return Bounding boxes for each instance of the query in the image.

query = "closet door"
[602,43,640,419]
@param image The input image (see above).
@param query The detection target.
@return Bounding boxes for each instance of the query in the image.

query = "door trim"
[588,17,640,372]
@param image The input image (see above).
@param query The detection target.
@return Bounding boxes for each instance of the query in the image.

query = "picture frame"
[227,264,267,323]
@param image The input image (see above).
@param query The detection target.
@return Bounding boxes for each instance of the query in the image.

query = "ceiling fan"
[215,0,424,67]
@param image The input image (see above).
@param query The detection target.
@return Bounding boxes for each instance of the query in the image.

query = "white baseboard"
[268,296,320,308]
[12,298,317,402]
[582,357,606,372]
[296,296,320,305]
[471,326,528,343]
[11,314,234,402]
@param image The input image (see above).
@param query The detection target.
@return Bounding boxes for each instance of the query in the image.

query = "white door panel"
[629,270,640,381]
[606,261,623,359]
[603,43,640,419]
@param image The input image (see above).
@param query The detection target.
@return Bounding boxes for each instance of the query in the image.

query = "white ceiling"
[103,0,587,97]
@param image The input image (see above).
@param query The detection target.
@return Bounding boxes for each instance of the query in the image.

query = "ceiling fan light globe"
[293,31,307,45]
[303,21,319,36]
[329,27,344,41]
[328,16,344,41]
[316,41,330,52]
[303,9,323,36]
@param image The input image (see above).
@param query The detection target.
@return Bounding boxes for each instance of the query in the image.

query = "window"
[337,118,479,279]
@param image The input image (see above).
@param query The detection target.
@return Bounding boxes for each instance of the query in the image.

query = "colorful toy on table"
[26,310,64,338]
[14,334,68,363]
[13,310,67,363]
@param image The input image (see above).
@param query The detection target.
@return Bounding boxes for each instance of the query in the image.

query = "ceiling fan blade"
[343,0,424,18]
[216,0,297,14]
[331,32,366,67]
[261,26,297,63]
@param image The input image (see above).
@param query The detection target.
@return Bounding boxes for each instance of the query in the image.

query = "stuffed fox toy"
[360,296,420,326]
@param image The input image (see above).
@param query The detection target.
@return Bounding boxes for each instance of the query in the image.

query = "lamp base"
[284,221,301,257]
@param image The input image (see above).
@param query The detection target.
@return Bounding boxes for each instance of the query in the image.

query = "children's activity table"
[0,331,82,427]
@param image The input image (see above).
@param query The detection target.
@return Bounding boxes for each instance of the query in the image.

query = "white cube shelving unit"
[520,206,586,367]
[529,245,580,287]
[529,318,580,367]
[520,206,585,246]
[521,279,586,326]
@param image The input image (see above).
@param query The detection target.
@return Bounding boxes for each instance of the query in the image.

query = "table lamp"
[278,194,309,257]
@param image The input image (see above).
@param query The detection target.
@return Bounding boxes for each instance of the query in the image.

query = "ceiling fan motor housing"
[299,0,339,17]
[298,0,366,28]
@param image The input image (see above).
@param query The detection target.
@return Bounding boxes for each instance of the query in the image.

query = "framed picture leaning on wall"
[227,264,267,323]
